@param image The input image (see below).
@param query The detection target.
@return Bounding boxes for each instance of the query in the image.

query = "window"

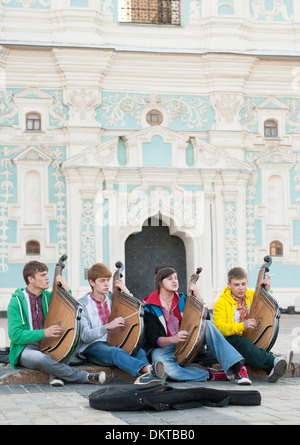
[26,112,41,131]
[26,240,40,255]
[264,119,278,138]
[270,240,283,257]
[146,109,163,126]
[119,0,181,25]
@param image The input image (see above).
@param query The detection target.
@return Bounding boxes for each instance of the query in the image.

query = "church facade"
[1,0,300,311]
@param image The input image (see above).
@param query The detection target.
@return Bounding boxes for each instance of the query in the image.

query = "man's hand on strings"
[244,318,257,330]
[105,317,125,331]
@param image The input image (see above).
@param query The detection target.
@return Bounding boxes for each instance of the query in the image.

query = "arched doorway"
[125,217,187,299]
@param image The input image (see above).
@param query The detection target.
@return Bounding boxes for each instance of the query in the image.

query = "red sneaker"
[208,368,229,381]
[235,366,252,385]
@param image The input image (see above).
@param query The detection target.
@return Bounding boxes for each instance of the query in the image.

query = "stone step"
[0,363,134,385]
[1,362,299,385]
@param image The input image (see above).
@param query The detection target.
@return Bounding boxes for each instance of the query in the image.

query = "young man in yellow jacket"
[213,267,292,383]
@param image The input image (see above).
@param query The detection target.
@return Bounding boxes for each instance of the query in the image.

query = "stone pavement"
[0,378,300,426]
[0,313,299,426]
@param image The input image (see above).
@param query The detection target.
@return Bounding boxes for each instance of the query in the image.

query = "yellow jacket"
[213,286,255,338]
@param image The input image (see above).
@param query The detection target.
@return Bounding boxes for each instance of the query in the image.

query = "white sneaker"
[49,376,64,387]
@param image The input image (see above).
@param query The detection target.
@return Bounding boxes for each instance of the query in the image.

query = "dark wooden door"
[125,219,187,300]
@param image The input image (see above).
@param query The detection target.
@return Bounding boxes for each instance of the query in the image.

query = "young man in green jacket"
[8,260,106,387]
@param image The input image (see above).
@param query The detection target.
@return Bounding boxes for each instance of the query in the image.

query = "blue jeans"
[19,343,88,383]
[151,320,244,382]
[83,341,149,378]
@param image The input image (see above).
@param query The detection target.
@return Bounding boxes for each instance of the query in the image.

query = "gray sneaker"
[268,357,287,383]
[151,360,167,380]
[86,371,106,385]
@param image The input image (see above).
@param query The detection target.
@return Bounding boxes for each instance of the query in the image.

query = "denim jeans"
[19,343,88,383]
[151,320,244,382]
[83,341,149,378]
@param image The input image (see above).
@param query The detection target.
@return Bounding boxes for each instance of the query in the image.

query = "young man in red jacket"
[143,266,251,384]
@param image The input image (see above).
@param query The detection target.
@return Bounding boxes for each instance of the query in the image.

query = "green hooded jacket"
[7,288,51,369]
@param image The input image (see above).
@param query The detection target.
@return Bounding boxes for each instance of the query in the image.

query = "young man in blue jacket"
[76,262,165,385]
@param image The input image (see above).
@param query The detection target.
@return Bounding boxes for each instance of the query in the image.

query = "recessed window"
[146,109,163,126]
[26,240,40,255]
[118,0,181,25]
[270,240,283,257]
[26,112,41,131]
[264,119,278,138]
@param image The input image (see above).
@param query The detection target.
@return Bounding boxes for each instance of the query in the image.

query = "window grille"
[119,0,181,25]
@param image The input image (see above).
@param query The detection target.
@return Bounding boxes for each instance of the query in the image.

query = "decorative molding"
[101,93,209,130]
[247,143,296,167]
[246,171,258,271]
[189,0,202,18]
[13,145,53,163]
[51,147,67,256]
[225,202,238,270]
[81,199,96,268]
[63,137,119,168]
[63,88,101,127]
[0,90,18,126]
[211,94,244,131]
[250,0,293,22]
[1,0,50,8]
[193,138,253,170]
[0,146,16,272]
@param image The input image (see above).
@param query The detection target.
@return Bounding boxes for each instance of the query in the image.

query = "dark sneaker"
[235,366,252,385]
[134,360,166,385]
[150,360,167,380]
[86,371,106,385]
[134,372,164,385]
[268,355,289,383]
